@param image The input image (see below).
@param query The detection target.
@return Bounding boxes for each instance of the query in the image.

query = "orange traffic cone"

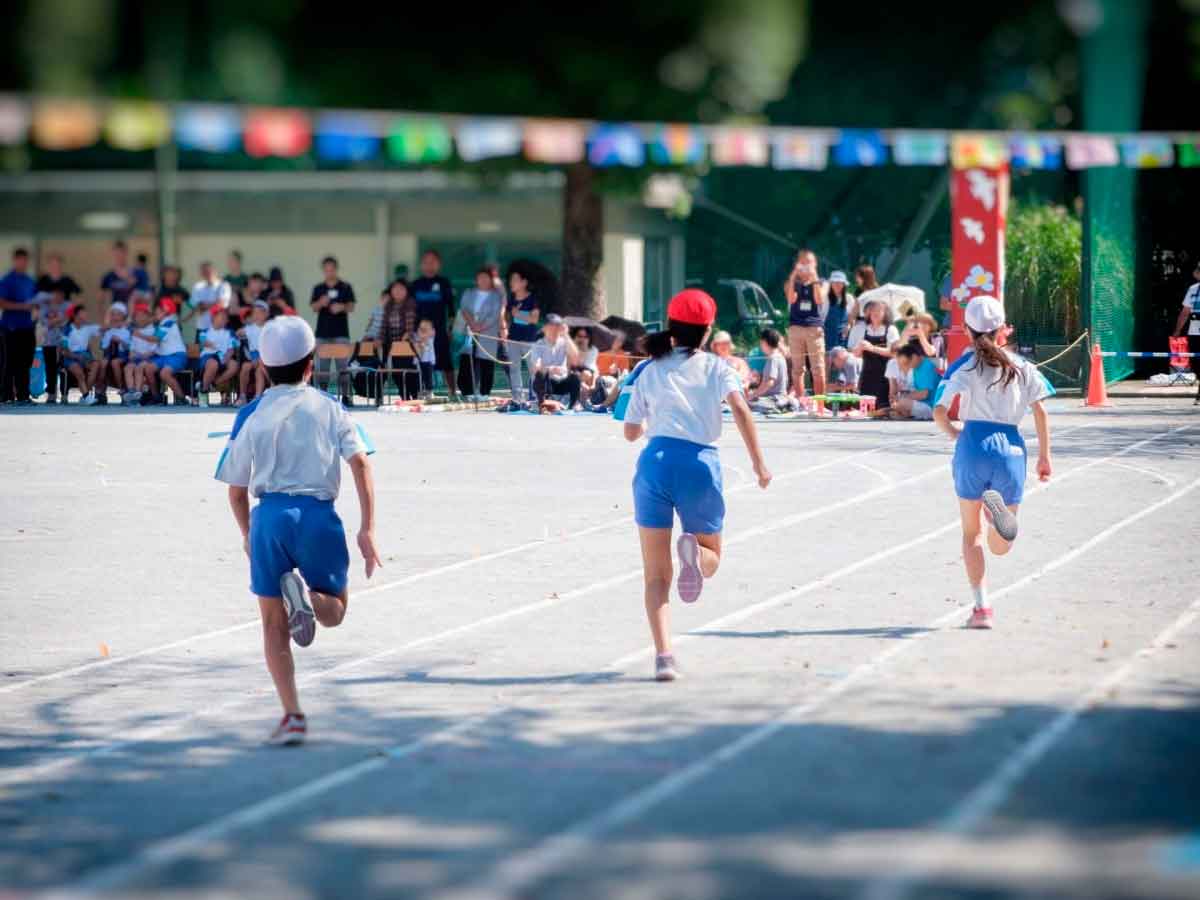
[1084,343,1112,407]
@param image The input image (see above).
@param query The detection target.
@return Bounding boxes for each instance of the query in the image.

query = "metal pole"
[154,140,178,268]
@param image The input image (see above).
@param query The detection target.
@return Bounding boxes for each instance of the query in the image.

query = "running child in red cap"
[215,314,382,745]
[623,289,771,681]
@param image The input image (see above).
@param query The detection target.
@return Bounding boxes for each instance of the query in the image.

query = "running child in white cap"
[933,295,1053,630]
[215,314,382,745]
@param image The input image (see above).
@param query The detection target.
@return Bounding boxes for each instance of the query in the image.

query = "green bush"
[1004,200,1083,340]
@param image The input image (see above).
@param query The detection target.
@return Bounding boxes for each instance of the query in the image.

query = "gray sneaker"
[981,489,1019,542]
[280,572,316,647]
[655,654,680,682]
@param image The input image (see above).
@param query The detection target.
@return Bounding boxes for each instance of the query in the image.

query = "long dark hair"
[967,327,1020,389]
[645,319,709,359]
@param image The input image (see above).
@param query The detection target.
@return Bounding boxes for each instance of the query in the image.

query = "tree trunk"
[561,162,605,319]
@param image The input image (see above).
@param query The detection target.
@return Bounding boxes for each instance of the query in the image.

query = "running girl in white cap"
[623,289,771,681]
[216,315,382,744]
[934,295,1053,629]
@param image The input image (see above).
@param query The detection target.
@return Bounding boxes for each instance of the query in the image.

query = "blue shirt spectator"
[0,263,37,331]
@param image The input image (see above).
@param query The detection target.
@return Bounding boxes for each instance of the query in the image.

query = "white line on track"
[0,437,916,696]
[0,443,950,789]
[1100,459,1176,487]
[452,445,1198,900]
[861,531,1200,900]
[46,425,1171,894]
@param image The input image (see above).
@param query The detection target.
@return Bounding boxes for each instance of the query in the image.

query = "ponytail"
[967,328,1020,389]
[645,319,709,360]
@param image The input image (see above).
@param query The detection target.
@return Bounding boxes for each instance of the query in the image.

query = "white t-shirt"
[241,322,265,353]
[203,328,238,357]
[530,336,572,373]
[625,348,742,447]
[575,345,599,372]
[130,324,157,357]
[884,358,913,391]
[937,350,1050,426]
[64,324,100,353]
[417,336,436,364]
[848,321,901,349]
[1182,284,1200,336]
[191,279,233,330]
[101,326,131,351]
[215,384,369,500]
[154,317,186,355]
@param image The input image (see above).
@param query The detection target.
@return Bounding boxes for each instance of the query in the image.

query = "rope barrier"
[1032,330,1089,369]
[1098,350,1200,358]
[465,328,649,370]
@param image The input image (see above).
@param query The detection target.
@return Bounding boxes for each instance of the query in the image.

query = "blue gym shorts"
[249,493,350,598]
[953,421,1028,506]
[633,436,726,534]
[153,352,188,372]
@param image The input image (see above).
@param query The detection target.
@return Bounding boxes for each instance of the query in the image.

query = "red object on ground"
[1085,343,1112,407]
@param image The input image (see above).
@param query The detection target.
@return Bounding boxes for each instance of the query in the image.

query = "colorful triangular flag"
[175,104,240,153]
[104,101,170,151]
[832,129,886,167]
[524,120,585,164]
[31,99,100,150]
[1008,135,1062,170]
[387,118,452,164]
[771,130,830,170]
[315,113,382,162]
[1119,135,1174,168]
[587,123,645,167]
[456,119,523,162]
[1065,135,1119,169]
[1179,141,1200,168]
[648,124,704,166]
[950,133,1007,169]
[710,127,769,167]
[891,131,947,166]
[0,95,30,146]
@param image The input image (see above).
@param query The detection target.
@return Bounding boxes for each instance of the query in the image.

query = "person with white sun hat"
[933,295,1054,631]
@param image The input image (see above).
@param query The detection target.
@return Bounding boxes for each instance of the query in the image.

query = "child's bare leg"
[201,358,218,391]
[221,361,240,393]
[258,597,302,715]
[310,588,348,628]
[695,532,722,578]
[256,362,266,395]
[160,367,185,401]
[638,527,674,655]
[959,500,986,587]
[239,364,250,399]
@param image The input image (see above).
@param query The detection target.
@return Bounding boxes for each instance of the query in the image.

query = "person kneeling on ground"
[828,345,862,394]
[709,330,753,391]
[215,315,381,746]
[748,327,791,413]
[530,313,581,411]
[887,343,940,420]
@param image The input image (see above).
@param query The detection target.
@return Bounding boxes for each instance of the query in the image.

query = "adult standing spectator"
[225,249,248,307]
[456,267,503,398]
[1172,260,1200,406]
[504,264,542,404]
[784,248,827,398]
[309,255,356,400]
[849,299,900,414]
[264,266,296,317]
[824,271,853,351]
[189,260,232,341]
[849,264,879,324]
[101,240,149,308]
[410,249,457,399]
[0,248,38,404]
[36,252,81,303]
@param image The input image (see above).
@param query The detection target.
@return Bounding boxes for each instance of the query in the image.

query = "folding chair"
[376,339,422,403]
[178,343,200,398]
[316,342,354,396]
[338,340,384,406]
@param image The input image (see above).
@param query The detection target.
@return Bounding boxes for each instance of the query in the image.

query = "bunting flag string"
[4,94,1197,173]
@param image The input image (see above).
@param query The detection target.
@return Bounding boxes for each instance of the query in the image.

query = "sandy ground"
[1,397,1198,900]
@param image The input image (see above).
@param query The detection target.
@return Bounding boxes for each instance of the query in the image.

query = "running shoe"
[676,533,704,603]
[981,489,1019,542]
[265,713,307,746]
[80,393,97,406]
[280,572,316,648]
[655,654,680,682]
[965,607,994,629]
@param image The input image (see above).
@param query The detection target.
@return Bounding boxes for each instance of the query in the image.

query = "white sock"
[971,584,988,610]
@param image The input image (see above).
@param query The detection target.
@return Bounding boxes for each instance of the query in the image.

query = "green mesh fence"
[1081,0,1146,383]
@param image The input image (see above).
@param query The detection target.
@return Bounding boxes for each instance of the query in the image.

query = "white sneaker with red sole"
[966,607,995,629]
[266,713,307,746]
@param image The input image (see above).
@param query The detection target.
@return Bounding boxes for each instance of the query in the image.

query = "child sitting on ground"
[748,327,791,413]
[100,302,131,404]
[198,306,241,404]
[62,305,103,405]
[414,318,437,400]
[237,301,270,406]
[125,302,157,404]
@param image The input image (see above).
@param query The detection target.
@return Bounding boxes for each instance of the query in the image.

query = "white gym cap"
[259,315,316,367]
[109,302,128,316]
[965,295,1005,335]
[711,330,733,345]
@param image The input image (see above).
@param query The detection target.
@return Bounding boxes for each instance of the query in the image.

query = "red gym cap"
[667,289,717,326]
[158,298,177,315]
[133,302,151,315]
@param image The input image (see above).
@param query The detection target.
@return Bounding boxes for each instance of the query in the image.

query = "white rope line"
[1032,329,1089,369]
